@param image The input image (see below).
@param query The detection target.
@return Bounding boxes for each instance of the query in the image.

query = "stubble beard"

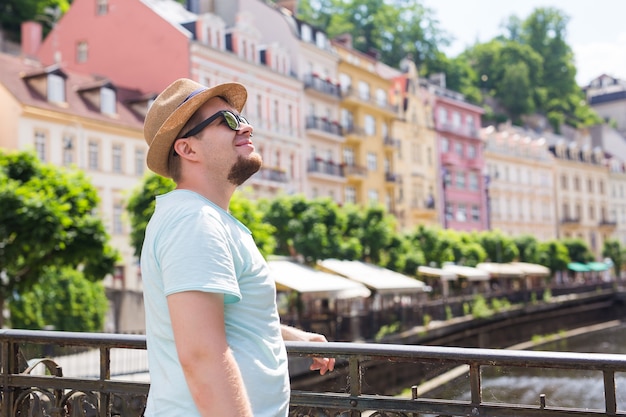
[227,152,263,186]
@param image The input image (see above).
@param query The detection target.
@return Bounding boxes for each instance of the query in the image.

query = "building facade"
[482,126,557,241]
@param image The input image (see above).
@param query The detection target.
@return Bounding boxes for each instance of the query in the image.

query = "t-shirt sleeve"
[157,208,242,304]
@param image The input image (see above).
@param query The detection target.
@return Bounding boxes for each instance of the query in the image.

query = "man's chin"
[228,154,263,186]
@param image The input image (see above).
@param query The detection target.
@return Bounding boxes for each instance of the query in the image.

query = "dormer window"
[101,86,116,115]
[301,24,312,42]
[96,0,108,15]
[315,31,326,49]
[48,73,65,103]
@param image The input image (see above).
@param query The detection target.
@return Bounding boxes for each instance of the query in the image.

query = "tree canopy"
[0,150,117,327]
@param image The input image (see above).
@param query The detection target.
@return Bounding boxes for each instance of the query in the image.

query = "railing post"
[349,357,361,417]
[469,363,481,406]
[603,370,616,415]
[100,346,111,416]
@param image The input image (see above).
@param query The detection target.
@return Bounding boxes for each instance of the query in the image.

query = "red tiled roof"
[0,52,150,131]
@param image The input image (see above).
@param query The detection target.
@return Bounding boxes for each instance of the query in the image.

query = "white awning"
[510,262,551,276]
[476,262,524,278]
[318,259,431,294]
[268,260,371,299]
[442,264,490,281]
[417,266,458,281]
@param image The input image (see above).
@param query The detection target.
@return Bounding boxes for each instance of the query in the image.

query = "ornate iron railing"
[2,329,626,416]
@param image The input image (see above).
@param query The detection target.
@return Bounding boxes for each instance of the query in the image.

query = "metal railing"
[2,329,626,416]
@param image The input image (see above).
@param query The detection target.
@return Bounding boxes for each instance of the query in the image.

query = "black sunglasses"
[181,110,252,138]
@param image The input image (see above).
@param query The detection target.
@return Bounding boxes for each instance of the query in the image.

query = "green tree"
[9,266,107,331]
[513,234,540,263]
[0,150,117,327]
[296,0,450,72]
[0,0,71,41]
[537,240,570,275]
[562,238,594,263]
[476,230,519,263]
[602,239,624,279]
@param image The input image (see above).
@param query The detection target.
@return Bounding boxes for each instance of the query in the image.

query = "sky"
[421,0,626,86]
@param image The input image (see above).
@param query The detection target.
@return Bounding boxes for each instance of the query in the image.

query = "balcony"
[305,115,343,138]
[599,219,618,228]
[344,163,367,178]
[303,73,341,99]
[253,166,288,183]
[385,172,399,183]
[341,86,398,115]
[3,329,626,417]
[560,216,581,224]
[307,158,345,178]
[383,135,399,149]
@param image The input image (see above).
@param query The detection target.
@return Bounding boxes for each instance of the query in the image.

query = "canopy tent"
[586,262,609,272]
[417,266,458,281]
[442,264,490,281]
[568,262,590,272]
[510,262,551,276]
[268,260,371,299]
[476,262,524,279]
[318,259,431,295]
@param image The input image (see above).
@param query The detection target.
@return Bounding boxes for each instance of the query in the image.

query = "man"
[141,78,334,417]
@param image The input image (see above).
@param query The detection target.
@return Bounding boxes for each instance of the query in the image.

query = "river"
[423,321,626,412]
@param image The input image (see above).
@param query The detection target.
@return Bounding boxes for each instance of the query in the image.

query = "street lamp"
[441,167,450,229]
[483,167,491,230]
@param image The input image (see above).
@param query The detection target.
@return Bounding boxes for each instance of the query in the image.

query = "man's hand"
[281,325,336,375]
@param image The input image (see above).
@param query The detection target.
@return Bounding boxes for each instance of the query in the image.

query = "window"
[589,204,595,220]
[96,0,108,15]
[375,88,386,107]
[441,137,449,153]
[135,148,145,176]
[561,174,568,189]
[445,202,453,220]
[273,99,279,126]
[358,81,370,101]
[256,94,263,119]
[588,178,594,193]
[364,115,376,135]
[101,87,116,115]
[341,109,353,130]
[34,131,46,161]
[366,152,377,171]
[76,41,88,63]
[113,202,124,234]
[454,141,463,157]
[343,147,355,165]
[345,186,356,204]
[63,135,74,166]
[315,31,326,48]
[599,180,605,194]
[468,171,478,190]
[368,189,379,204]
[88,140,99,170]
[467,144,476,159]
[573,176,580,191]
[438,107,447,125]
[48,73,65,103]
[456,203,467,222]
[455,171,465,189]
[112,144,123,173]
[301,24,312,42]
[339,73,351,95]
[452,111,461,127]
[471,205,480,222]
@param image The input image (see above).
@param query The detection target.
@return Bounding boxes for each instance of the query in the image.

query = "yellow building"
[389,59,438,230]
[333,36,397,211]
[550,138,616,259]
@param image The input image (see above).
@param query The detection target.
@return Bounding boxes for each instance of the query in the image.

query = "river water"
[423,322,626,412]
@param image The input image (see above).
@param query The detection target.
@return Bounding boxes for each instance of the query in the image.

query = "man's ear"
[173,138,198,161]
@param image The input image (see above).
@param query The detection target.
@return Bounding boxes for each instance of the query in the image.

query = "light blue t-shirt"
[141,190,289,417]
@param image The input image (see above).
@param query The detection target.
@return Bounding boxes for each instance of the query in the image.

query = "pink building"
[425,78,487,232]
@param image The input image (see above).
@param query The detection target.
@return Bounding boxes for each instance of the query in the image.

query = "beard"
[227,152,263,186]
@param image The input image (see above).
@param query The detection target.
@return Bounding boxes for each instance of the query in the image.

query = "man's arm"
[281,325,335,375]
[168,291,253,417]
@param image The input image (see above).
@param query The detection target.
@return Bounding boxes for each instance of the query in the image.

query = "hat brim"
[146,82,247,178]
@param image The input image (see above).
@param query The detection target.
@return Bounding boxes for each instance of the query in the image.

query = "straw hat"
[143,78,247,178]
